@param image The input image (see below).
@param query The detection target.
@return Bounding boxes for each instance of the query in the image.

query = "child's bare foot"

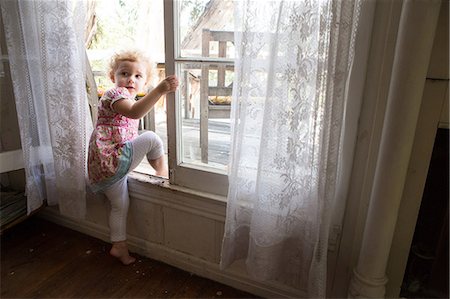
[149,156,168,178]
[155,169,168,177]
[110,241,136,265]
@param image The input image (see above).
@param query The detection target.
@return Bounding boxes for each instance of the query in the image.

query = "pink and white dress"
[88,87,139,192]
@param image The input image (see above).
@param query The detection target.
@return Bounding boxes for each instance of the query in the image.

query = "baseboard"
[39,208,305,298]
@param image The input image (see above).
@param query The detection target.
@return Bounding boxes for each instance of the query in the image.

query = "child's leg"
[130,131,167,177]
[103,176,135,265]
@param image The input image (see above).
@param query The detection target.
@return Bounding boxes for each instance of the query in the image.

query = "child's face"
[111,60,148,96]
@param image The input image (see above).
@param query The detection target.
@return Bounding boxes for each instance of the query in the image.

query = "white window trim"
[163,0,230,196]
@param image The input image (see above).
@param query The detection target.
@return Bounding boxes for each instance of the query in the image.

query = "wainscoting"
[1,216,257,298]
[39,172,305,298]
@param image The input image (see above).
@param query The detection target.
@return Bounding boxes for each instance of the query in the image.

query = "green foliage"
[87,0,212,91]
[88,0,144,90]
[89,0,141,50]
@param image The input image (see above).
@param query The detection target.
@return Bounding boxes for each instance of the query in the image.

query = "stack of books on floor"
[0,186,27,232]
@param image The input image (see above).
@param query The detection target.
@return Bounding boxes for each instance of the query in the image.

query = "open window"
[164,0,234,195]
[85,0,234,196]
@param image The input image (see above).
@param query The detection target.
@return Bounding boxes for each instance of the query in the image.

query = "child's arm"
[113,75,179,119]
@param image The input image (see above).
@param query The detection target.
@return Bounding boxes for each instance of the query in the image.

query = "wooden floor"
[1,216,258,298]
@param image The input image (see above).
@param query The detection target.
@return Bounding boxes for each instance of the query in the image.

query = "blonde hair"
[108,49,155,86]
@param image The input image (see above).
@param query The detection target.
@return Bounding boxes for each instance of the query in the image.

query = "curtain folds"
[221,0,361,297]
[1,0,92,219]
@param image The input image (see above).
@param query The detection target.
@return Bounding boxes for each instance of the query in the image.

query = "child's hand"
[157,75,179,95]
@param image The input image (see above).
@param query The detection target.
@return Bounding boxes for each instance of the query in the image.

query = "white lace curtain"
[1,0,92,219]
[221,0,361,297]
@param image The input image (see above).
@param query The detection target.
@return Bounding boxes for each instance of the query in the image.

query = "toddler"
[87,49,178,265]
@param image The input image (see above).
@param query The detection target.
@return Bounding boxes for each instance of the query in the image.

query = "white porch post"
[348,0,442,298]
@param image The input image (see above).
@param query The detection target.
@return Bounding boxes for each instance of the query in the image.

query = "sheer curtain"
[221,0,361,297]
[1,0,92,219]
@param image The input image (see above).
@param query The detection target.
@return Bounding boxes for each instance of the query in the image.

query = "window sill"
[127,170,228,222]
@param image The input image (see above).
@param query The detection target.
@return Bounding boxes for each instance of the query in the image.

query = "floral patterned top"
[88,87,139,192]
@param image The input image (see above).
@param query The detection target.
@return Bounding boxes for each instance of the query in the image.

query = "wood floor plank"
[26,247,116,298]
[174,274,221,298]
[1,216,259,298]
[1,219,87,297]
[82,256,163,298]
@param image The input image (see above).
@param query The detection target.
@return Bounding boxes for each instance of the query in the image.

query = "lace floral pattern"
[221,0,361,297]
[1,0,92,218]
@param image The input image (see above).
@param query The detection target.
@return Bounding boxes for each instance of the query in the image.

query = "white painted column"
[348,0,442,298]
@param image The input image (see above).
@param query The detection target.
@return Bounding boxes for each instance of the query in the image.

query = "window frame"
[163,0,230,196]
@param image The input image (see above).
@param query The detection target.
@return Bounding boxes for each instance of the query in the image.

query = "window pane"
[178,62,232,171]
[173,0,235,173]
[179,0,235,59]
